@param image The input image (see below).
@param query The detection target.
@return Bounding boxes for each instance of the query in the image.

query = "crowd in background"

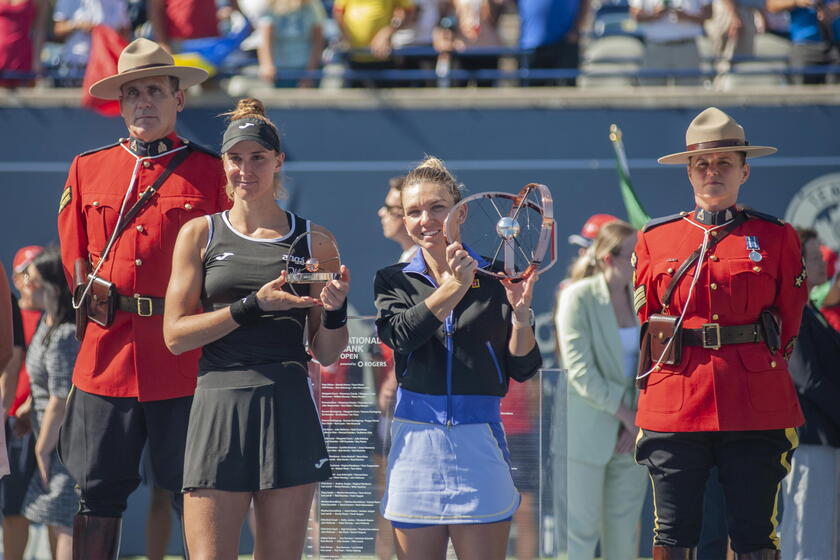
[1,0,838,90]
[1,246,78,560]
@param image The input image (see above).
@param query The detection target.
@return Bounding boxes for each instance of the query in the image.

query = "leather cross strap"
[86,146,192,320]
[661,211,746,310]
[682,322,764,348]
[111,145,193,242]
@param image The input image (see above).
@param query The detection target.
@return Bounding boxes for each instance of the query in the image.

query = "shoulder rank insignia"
[742,207,785,226]
[642,212,687,232]
[794,257,807,287]
[633,284,646,314]
[59,186,71,214]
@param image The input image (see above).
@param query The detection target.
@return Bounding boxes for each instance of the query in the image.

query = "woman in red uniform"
[632,107,808,559]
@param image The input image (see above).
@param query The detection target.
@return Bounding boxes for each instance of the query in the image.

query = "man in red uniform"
[632,107,807,559]
[56,38,228,558]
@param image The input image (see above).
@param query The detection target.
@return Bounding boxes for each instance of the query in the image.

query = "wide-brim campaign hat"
[89,38,209,100]
[658,107,777,165]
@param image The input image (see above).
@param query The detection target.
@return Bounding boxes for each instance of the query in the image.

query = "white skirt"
[382,418,520,525]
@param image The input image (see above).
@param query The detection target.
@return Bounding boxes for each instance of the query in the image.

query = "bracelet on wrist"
[230,292,263,325]
[512,308,535,328]
[322,299,348,330]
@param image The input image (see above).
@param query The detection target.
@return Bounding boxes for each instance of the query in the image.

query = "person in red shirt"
[0,0,48,87]
[56,38,228,558]
[633,107,807,559]
[148,0,241,53]
[4,246,43,417]
[0,245,43,560]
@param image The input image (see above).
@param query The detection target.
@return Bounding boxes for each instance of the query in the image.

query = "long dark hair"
[31,247,74,340]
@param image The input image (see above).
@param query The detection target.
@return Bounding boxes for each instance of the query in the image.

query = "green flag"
[610,124,651,230]
[810,280,831,308]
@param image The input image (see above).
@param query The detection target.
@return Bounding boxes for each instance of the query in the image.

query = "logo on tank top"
[315,458,329,469]
[214,252,235,261]
[282,253,307,265]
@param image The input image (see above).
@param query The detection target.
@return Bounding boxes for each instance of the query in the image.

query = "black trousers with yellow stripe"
[635,428,798,553]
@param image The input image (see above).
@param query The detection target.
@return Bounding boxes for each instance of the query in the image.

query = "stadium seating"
[579,35,644,87]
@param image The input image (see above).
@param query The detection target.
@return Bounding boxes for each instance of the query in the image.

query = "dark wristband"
[230,292,263,325]
[321,299,348,330]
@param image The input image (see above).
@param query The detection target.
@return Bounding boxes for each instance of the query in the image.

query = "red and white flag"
[81,26,128,117]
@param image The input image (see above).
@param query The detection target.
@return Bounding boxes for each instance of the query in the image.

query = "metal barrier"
[3,47,840,88]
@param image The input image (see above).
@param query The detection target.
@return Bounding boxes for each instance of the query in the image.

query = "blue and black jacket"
[373,250,542,426]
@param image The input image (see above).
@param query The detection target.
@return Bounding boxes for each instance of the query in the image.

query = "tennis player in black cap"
[164,97,351,560]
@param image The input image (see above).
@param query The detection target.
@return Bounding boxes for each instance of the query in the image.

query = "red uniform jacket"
[58,134,228,402]
[633,209,807,432]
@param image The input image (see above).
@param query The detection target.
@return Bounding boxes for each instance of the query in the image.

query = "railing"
[3,45,839,88]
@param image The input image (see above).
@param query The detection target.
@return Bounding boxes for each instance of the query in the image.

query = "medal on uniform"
[746,236,762,262]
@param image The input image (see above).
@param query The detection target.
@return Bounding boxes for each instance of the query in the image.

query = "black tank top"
[200,210,311,371]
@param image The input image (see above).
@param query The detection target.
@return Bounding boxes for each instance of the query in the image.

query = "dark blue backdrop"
[3,104,839,322]
[1,102,839,556]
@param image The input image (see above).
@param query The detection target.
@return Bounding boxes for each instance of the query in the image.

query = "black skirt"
[183,361,332,492]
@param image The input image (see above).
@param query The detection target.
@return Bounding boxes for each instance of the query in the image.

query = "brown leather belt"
[682,322,764,349]
[117,295,164,317]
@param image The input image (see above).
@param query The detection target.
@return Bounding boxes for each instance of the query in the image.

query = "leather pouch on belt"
[86,274,116,327]
[648,313,682,366]
[73,259,89,341]
[636,321,652,389]
[760,308,781,353]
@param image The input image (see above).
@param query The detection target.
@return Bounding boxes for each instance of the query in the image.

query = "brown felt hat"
[658,107,777,165]
[89,38,208,100]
